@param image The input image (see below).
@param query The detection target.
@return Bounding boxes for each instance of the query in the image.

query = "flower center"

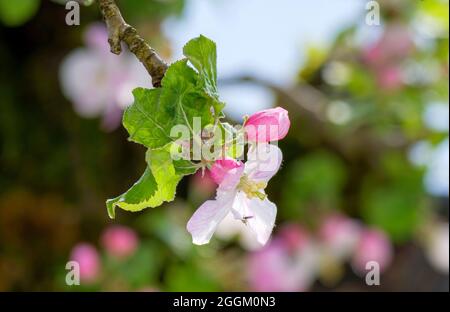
[237,175,267,200]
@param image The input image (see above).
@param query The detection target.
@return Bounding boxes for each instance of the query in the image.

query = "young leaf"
[123,60,214,149]
[183,35,224,114]
[106,167,158,219]
[123,87,170,149]
[183,35,218,98]
[106,146,195,218]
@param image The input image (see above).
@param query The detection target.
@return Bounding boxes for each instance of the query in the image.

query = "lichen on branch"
[97,0,168,87]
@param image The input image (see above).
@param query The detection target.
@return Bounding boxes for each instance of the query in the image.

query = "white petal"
[245,143,283,182]
[186,192,234,245]
[246,197,277,245]
[231,191,253,220]
[59,49,110,117]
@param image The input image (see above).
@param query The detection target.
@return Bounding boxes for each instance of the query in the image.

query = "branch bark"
[97,0,168,87]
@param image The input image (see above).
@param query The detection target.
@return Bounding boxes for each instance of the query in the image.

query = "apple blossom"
[376,66,403,91]
[248,224,319,292]
[363,23,414,67]
[187,143,283,246]
[244,107,290,142]
[100,225,139,259]
[319,214,362,261]
[70,243,100,283]
[351,228,393,275]
[59,23,150,131]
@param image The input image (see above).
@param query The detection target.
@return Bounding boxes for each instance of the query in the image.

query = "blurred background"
[0,0,448,291]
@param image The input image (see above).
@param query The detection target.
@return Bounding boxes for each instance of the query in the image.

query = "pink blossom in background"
[376,66,403,91]
[319,214,361,260]
[247,224,319,292]
[277,223,310,251]
[244,107,290,142]
[100,225,139,259]
[70,243,100,283]
[351,228,393,275]
[59,23,150,131]
[363,23,414,67]
[362,23,413,90]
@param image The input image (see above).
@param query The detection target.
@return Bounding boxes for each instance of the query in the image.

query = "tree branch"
[97,0,168,87]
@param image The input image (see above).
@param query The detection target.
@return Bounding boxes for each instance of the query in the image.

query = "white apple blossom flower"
[187,143,282,246]
[59,23,150,131]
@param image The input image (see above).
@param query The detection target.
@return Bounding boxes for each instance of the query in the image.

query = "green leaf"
[183,35,224,114]
[106,146,194,218]
[106,167,156,218]
[0,0,40,27]
[123,60,214,149]
[183,35,218,98]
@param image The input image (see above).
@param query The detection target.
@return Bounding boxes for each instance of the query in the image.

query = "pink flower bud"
[244,107,290,142]
[100,225,139,259]
[352,229,393,275]
[70,243,100,283]
[209,159,243,185]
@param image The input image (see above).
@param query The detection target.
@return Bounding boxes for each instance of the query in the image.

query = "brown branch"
[97,0,168,87]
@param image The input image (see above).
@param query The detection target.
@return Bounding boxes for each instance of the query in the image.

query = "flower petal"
[246,197,277,245]
[231,191,253,220]
[245,143,283,182]
[218,164,245,192]
[187,192,234,245]
[210,159,244,185]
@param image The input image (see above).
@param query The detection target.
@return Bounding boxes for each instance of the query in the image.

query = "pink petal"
[245,107,290,142]
[209,158,243,185]
[217,163,245,192]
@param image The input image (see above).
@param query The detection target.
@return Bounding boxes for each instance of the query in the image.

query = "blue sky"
[163,0,364,118]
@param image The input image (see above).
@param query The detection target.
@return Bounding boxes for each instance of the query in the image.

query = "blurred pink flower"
[363,23,414,67]
[248,224,319,292]
[70,243,100,283]
[101,225,139,259]
[362,23,413,91]
[376,66,403,91]
[244,107,290,142]
[319,214,361,260]
[59,23,150,131]
[351,228,393,275]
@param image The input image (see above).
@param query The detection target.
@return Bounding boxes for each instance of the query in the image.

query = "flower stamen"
[237,175,267,200]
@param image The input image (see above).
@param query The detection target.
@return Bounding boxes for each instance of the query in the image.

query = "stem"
[97,0,168,87]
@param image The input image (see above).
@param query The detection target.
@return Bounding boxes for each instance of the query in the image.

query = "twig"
[97,0,168,87]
